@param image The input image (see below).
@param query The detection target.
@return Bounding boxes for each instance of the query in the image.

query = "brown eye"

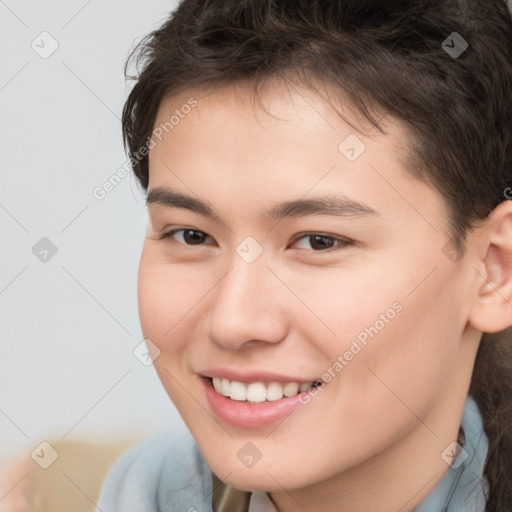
[181,229,208,244]
[159,229,212,245]
[292,233,351,252]
[308,235,336,250]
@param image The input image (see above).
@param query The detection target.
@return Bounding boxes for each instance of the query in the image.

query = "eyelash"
[157,228,353,253]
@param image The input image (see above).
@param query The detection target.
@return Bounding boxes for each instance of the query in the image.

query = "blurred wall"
[0,0,186,478]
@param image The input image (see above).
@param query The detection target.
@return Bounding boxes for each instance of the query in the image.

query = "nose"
[205,250,289,350]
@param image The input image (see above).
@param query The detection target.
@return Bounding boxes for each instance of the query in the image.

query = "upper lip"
[200,368,320,384]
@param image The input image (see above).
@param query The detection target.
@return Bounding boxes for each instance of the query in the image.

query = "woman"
[98,0,512,510]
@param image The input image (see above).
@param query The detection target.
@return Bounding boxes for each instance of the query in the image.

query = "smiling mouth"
[209,376,323,404]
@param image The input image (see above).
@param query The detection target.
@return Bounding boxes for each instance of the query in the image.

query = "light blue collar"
[250,394,490,512]
[96,394,489,512]
[414,394,489,512]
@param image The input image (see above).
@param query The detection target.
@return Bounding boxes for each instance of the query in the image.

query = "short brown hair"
[122,1,512,509]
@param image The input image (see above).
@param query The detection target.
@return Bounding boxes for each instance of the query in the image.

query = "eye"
[291,233,352,252]
[158,228,213,245]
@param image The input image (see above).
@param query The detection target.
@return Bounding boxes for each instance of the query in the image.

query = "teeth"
[211,377,316,402]
[299,382,312,392]
[283,382,300,397]
[266,382,284,401]
[221,378,230,395]
[229,381,247,401]
[246,382,267,403]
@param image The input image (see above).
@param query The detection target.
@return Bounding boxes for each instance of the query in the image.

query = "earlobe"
[468,200,512,333]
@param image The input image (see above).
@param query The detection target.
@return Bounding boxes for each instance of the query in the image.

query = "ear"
[468,200,512,333]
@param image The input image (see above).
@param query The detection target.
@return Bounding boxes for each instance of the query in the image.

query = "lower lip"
[202,377,305,429]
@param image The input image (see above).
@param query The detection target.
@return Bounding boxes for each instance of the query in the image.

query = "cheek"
[303,253,463,396]
[137,254,207,409]
[137,253,202,349]
[290,262,406,356]
[328,262,465,415]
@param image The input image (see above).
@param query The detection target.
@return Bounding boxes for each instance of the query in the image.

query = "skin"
[138,77,512,512]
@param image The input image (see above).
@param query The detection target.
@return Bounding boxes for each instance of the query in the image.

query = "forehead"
[149,78,410,177]
[152,77,400,143]
[146,79,448,234]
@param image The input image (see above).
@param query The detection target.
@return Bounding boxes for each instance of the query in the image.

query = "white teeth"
[299,382,312,392]
[282,382,300,397]
[212,377,222,393]
[266,382,284,401]
[229,381,247,401]
[221,377,231,395]
[210,377,317,402]
[246,382,267,403]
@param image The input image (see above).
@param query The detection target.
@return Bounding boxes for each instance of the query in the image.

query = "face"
[138,79,481,493]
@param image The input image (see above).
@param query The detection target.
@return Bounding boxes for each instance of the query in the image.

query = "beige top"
[248,491,279,511]
[212,472,277,511]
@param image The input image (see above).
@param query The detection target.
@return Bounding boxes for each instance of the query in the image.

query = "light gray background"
[0,0,186,472]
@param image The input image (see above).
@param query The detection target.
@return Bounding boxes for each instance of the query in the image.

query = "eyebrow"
[146,186,380,221]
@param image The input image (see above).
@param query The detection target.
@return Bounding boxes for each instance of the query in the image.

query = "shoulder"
[97,430,213,512]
